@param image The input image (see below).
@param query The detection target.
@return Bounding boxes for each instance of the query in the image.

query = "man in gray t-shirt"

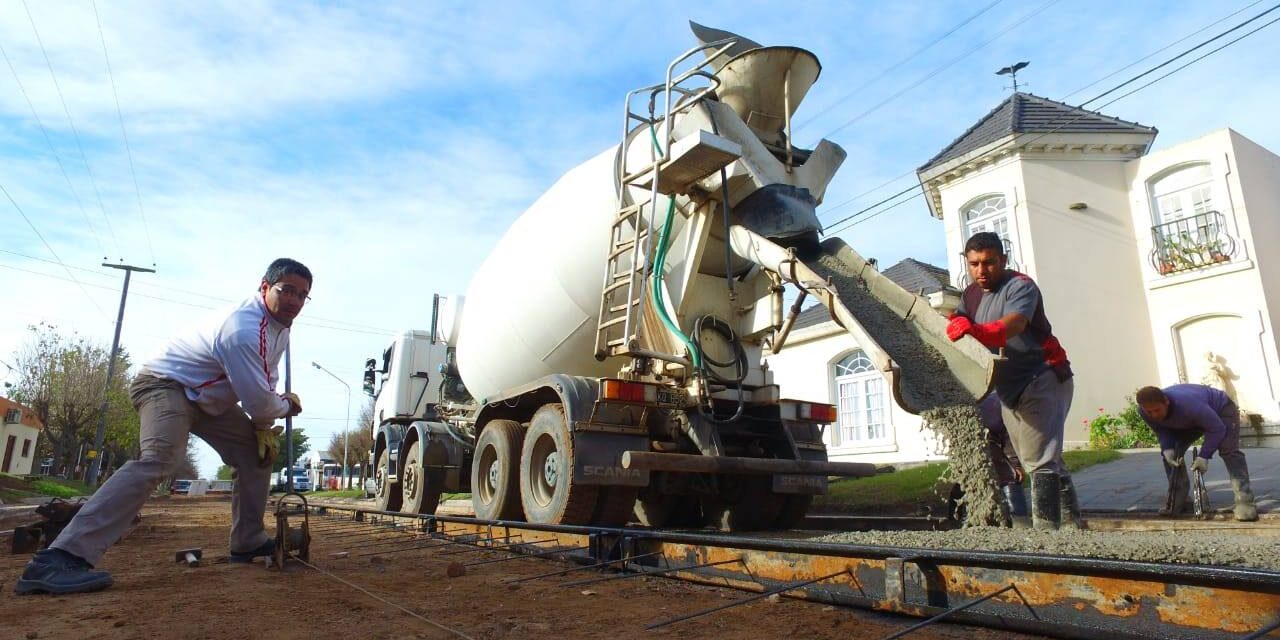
[948,232,1080,528]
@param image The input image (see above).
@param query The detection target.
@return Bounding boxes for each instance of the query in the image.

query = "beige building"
[1,396,43,476]
[769,93,1280,464]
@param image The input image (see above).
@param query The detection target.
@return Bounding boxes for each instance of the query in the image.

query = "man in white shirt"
[16,259,311,595]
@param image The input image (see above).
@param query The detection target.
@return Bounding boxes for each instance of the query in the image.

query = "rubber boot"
[1059,477,1086,530]
[1222,454,1259,522]
[1030,470,1061,530]
[1002,483,1031,529]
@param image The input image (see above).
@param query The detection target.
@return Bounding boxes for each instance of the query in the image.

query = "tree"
[325,421,374,489]
[8,324,136,479]
[271,428,310,472]
[216,464,234,480]
[351,398,375,489]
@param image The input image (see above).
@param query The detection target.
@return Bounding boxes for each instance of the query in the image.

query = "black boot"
[1059,478,1086,529]
[1030,470,1061,530]
[14,548,113,595]
[230,538,276,564]
[1002,483,1030,528]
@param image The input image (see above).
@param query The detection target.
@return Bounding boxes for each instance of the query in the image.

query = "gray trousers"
[51,373,272,565]
[1001,370,1074,479]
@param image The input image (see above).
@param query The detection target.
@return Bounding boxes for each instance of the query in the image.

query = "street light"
[311,361,351,489]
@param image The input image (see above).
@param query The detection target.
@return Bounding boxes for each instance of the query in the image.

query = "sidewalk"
[1073,448,1279,513]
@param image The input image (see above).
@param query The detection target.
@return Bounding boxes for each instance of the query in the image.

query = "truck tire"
[634,493,702,529]
[592,487,638,527]
[701,475,781,532]
[374,447,402,513]
[401,440,443,515]
[472,420,525,521]
[773,494,813,530]
[520,404,598,525]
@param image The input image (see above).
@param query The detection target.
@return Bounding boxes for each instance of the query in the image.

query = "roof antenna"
[996,61,1030,93]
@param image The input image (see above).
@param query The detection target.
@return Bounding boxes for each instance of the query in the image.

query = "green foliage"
[271,428,310,472]
[1062,448,1122,472]
[216,464,235,480]
[30,477,92,497]
[1087,398,1158,449]
[309,489,364,498]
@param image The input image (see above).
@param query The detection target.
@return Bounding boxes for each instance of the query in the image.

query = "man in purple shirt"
[948,232,1080,529]
[1136,384,1257,521]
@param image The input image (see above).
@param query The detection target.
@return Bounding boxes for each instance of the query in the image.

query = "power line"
[796,0,1007,131]
[0,248,398,334]
[0,40,107,258]
[1061,0,1266,101]
[0,260,396,337]
[22,0,121,259]
[814,0,1063,144]
[0,184,109,318]
[1080,2,1280,107]
[822,4,1280,236]
[90,0,156,268]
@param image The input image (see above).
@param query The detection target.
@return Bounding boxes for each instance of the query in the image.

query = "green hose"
[651,196,700,368]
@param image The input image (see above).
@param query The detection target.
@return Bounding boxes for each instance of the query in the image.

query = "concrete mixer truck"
[361,23,999,531]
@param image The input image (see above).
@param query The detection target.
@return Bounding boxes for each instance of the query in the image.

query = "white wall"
[1018,155,1159,444]
[765,323,945,465]
[1126,130,1280,421]
[0,422,40,476]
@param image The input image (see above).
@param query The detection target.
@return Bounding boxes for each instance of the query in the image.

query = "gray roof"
[919,92,1156,172]
[788,258,951,331]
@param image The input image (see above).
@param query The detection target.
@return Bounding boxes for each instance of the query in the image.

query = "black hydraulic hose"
[693,314,747,424]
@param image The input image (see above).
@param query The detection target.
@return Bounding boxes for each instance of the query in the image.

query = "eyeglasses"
[271,284,311,303]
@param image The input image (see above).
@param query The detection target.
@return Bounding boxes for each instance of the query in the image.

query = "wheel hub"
[488,459,500,490]
[543,451,559,487]
[403,464,417,500]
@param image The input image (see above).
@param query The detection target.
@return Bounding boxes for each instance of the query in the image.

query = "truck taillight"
[781,400,838,423]
[601,379,655,403]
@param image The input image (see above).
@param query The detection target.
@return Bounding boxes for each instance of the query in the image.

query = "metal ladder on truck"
[593,38,743,364]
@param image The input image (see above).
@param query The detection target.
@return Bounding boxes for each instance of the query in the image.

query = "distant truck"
[362,24,993,531]
[275,467,311,492]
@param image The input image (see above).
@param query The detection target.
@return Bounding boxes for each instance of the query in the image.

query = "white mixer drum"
[456,147,629,400]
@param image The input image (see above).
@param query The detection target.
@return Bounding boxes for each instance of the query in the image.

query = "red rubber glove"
[946,314,973,342]
[968,320,1007,348]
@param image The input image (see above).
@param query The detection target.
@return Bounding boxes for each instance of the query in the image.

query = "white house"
[1,396,43,476]
[769,92,1280,464]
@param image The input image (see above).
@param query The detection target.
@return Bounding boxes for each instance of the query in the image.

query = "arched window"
[831,350,888,446]
[961,194,1019,268]
[1150,163,1213,225]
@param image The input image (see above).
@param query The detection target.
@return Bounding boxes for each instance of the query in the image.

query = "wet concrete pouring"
[807,250,1006,526]
[0,497,1044,640]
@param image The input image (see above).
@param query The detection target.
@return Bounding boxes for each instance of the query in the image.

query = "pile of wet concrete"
[807,251,1005,527]
[809,527,1280,569]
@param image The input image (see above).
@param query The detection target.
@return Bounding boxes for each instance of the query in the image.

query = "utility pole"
[86,262,155,487]
[311,361,350,489]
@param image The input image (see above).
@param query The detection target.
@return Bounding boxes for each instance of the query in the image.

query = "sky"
[2,1,1278,477]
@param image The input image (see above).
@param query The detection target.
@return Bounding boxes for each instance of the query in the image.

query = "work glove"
[281,392,303,417]
[1190,456,1209,474]
[256,425,283,467]
[946,314,1007,348]
[946,314,973,341]
[1162,449,1182,467]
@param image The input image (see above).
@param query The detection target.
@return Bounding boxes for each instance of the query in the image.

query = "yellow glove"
[282,392,303,417]
[256,425,284,467]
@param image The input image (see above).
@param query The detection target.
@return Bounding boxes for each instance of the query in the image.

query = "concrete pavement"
[1073,447,1279,513]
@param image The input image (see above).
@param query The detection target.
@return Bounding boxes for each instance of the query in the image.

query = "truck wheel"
[471,420,525,521]
[401,441,443,515]
[634,493,702,528]
[520,404,598,525]
[701,475,781,532]
[374,447,402,513]
[773,495,813,530]
[592,487,638,527]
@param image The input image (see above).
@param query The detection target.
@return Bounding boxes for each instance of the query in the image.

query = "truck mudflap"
[571,432,651,487]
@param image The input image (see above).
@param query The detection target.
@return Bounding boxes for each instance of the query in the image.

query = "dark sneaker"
[229,539,276,564]
[14,548,113,595]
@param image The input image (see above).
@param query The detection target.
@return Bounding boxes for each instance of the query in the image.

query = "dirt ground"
[0,497,1047,640]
